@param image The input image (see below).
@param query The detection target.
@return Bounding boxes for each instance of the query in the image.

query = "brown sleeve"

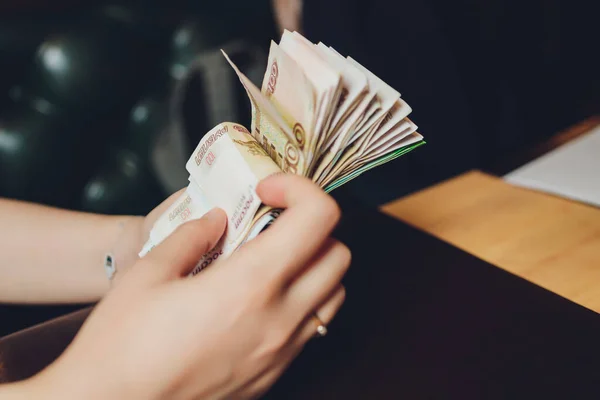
[0,307,92,384]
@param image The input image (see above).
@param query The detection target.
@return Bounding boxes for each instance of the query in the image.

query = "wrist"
[0,375,60,399]
[0,381,32,399]
[28,358,127,400]
[108,216,145,284]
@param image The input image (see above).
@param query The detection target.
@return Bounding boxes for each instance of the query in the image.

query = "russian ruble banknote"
[139,30,425,276]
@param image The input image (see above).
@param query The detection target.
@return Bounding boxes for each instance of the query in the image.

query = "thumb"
[143,208,227,281]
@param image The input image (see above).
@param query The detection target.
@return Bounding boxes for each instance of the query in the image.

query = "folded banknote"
[139,30,425,275]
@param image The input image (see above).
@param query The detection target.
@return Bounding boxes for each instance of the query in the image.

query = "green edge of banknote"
[324,140,426,193]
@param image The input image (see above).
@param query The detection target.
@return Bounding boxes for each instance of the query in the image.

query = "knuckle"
[254,286,276,308]
[242,268,281,306]
[264,324,292,355]
[250,384,272,400]
[339,285,347,303]
[334,241,352,272]
[210,365,236,395]
[243,279,277,310]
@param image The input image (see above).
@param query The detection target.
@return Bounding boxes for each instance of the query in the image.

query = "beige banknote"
[279,30,341,165]
[139,31,426,276]
[186,122,280,249]
[140,122,282,274]
[222,50,308,176]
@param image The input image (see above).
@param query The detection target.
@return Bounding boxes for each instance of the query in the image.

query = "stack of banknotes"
[139,30,425,275]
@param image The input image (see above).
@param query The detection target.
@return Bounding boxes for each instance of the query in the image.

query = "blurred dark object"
[0,6,171,210]
[0,13,72,112]
[0,306,92,384]
[25,11,162,117]
[79,92,168,215]
[0,1,276,214]
[0,102,84,207]
[492,115,600,176]
[0,304,87,339]
[125,95,170,160]
[81,147,163,215]
[0,1,92,13]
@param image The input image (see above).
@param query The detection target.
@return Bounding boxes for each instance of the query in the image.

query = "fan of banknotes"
[138,30,425,275]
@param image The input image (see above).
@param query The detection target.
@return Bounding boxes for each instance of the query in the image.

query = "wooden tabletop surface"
[381,169,600,313]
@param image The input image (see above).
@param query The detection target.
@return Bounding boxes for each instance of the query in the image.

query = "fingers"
[237,285,346,400]
[232,174,341,283]
[233,247,349,399]
[284,239,350,322]
[300,284,345,342]
[140,208,227,282]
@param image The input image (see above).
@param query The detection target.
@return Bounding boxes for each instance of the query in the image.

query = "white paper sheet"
[504,125,600,207]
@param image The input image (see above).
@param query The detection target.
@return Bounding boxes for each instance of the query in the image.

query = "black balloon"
[0,13,70,112]
[81,148,163,215]
[0,105,81,207]
[170,18,234,72]
[124,95,169,160]
[98,3,180,44]
[26,16,158,117]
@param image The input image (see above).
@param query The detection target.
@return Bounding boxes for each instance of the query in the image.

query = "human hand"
[30,175,350,400]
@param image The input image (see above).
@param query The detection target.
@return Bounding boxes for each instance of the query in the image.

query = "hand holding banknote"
[139,30,424,272]
[19,175,349,400]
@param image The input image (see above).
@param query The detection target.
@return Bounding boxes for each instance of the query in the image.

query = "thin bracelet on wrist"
[103,219,129,285]
[103,252,117,282]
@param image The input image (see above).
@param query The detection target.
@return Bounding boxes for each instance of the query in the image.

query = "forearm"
[0,198,142,304]
[0,380,40,399]
[0,372,75,400]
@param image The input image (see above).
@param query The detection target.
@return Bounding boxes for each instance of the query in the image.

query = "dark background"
[1,0,598,212]
[304,0,600,203]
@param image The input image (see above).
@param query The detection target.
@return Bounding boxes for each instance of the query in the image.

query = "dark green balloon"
[124,95,169,160]
[0,104,81,207]
[0,13,71,111]
[81,148,163,215]
[98,3,180,43]
[26,17,157,116]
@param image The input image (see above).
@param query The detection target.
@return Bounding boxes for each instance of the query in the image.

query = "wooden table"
[382,170,600,313]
